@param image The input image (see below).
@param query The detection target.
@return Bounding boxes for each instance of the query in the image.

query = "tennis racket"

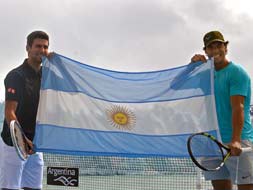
[10,120,31,161]
[187,132,252,171]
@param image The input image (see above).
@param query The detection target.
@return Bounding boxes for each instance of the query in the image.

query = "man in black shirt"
[0,31,50,190]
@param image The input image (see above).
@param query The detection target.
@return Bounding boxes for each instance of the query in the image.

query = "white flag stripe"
[37,89,217,135]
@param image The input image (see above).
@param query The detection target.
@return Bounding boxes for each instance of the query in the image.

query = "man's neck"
[27,58,41,72]
[214,59,230,71]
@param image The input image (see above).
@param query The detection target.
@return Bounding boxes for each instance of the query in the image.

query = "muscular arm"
[229,95,245,156]
[5,100,35,153]
[5,100,18,126]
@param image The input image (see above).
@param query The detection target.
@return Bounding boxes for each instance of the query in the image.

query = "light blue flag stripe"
[34,123,219,157]
[41,53,211,103]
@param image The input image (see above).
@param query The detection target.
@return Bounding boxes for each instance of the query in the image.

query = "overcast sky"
[0,0,253,101]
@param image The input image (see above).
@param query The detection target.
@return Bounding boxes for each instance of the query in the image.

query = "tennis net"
[43,153,212,190]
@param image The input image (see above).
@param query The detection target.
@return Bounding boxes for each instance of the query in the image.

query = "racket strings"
[14,124,29,159]
[190,135,225,170]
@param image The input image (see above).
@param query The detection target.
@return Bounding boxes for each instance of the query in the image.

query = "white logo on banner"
[54,176,77,186]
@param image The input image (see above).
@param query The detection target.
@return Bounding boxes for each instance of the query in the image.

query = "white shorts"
[203,140,253,185]
[0,138,44,189]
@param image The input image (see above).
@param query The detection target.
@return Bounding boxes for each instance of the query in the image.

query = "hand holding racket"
[10,120,34,161]
[187,132,252,171]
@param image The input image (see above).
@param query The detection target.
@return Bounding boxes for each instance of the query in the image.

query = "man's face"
[27,38,49,63]
[205,41,227,65]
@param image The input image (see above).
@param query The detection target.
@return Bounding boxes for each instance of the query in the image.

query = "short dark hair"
[27,31,49,47]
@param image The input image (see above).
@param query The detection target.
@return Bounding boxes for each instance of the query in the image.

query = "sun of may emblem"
[106,105,136,130]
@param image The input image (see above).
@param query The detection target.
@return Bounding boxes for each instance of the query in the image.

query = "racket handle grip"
[242,147,252,153]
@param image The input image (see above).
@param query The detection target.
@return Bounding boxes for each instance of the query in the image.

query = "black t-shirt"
[1,59,41,146]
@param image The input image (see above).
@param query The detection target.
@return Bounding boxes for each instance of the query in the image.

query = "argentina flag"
[33,53,219,157]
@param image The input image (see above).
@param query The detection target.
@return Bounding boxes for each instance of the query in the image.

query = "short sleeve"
[230,67,250,97]
[4,71,24,102]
